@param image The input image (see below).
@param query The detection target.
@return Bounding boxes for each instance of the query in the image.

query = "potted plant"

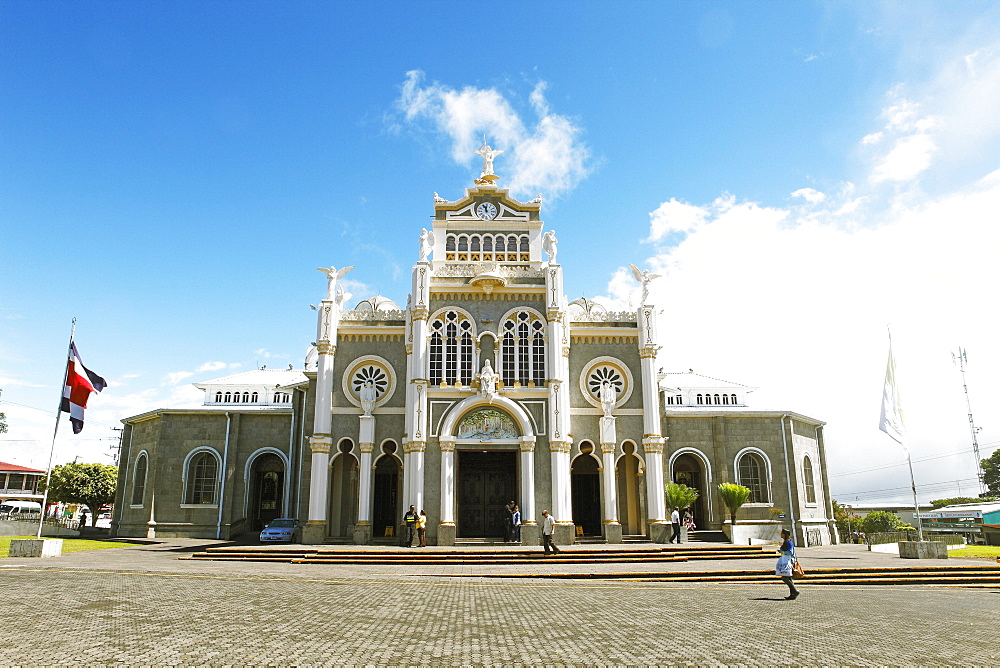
[718,483,751,543]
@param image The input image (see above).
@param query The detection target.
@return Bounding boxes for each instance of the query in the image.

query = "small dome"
[354,295,401,312]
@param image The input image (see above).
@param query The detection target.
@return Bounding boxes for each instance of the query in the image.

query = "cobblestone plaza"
[1,541,996,666]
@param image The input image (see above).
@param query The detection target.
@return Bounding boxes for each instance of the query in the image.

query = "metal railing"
[864,531,964,546]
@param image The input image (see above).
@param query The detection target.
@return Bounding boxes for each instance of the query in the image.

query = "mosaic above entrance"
[456,408,519,440]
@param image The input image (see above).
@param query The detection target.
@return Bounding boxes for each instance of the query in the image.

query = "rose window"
[351,365,388,399]
[587,365,624,400]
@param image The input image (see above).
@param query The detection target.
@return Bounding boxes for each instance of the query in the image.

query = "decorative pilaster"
[438,439,456,546]
[637,304,668,531]
[600,421,621,536]
[303,435,331,543]
[409,441,426,512]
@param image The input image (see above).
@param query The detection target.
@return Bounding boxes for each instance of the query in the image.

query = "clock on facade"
[475,202,498,220]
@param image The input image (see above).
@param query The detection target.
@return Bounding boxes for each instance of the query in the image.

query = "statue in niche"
[418,228,435,262]
[477,359,499,403]
[542,230,558,264]
[359,380,377,416]
[475,136,504,177]
[600,380,618,417]
[629,263,661,307]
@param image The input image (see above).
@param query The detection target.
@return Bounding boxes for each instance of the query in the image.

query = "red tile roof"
[0,462,45,474]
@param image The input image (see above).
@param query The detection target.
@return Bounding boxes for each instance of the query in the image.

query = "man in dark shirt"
[403,505,418,547]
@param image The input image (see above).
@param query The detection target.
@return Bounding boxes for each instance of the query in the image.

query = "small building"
[919,501,1000,545]
[841,502,932,529]
[0,462,45,504]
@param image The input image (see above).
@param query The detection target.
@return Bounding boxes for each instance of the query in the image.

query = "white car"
[259,518,302,543]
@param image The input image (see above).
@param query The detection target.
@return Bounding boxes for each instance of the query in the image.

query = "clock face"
[476,202,498,220]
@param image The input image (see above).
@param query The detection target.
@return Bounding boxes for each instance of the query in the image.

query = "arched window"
[242,392,250,403]
[185,451,219,505]
[722,394,729,405]
[803,455,816,504]
[738,452,769,503]
[224,392,231,403]
[713,393,721,405]
[676,394,683,405]
[251,392,258,403]
[731,394,738,405]
[429,311,475,386]
[215,392,222,403]
[131,454,147,506]
[696,394,703,405]
[500,310,545,386]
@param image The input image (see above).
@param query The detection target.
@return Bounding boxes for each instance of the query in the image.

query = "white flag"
[879,334,906,445]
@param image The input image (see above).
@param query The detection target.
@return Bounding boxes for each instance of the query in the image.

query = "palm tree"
[718,482,751,530]
[665,482,699,515]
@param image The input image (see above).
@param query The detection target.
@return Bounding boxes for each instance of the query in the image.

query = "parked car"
[259,518,302,543]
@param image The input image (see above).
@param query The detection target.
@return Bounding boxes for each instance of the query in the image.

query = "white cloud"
[163,371,194,385]
[606,56,1000,503]
[0,376,45,388]
[393,70,592,200]
[196,361,234,372]
[790,188,827,204]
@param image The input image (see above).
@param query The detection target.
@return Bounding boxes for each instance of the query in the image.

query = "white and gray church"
[112,147,836,548]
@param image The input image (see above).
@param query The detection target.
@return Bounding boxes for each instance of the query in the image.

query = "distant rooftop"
[192,368,308,389]
[659,370,756,391]
[0,461,45,474]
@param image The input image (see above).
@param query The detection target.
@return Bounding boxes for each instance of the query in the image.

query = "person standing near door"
[403,506,418,547]
[511,505,522,543]
[670,507,682,543]
[503,501,516,542]
[540,510,561,554]
[416,509,427,547]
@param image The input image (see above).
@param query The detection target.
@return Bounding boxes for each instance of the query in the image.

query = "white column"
[356,415,375,525]
[439,440,456,525]
[638,305,667,524]
[545,264,573,525]
[519,438,537,526]
[550,442,573,522]
[411,443,425,511]
[307,437,330,523]
[600,417,619,526]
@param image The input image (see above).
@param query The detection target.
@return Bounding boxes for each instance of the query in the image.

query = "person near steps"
[541,510,561,555]
[776,528,800,599]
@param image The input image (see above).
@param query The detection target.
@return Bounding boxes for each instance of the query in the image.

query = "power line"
[829,448,974,478]
[833,476,983,500]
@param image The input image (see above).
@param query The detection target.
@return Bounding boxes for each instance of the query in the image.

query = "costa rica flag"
[61,343,107,434]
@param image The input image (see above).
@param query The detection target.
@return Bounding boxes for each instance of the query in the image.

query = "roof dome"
[353,295,401,313]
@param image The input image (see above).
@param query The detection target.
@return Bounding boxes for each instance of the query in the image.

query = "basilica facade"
[112,153,835,548]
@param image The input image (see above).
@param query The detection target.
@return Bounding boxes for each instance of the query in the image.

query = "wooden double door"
[457,451,517,538]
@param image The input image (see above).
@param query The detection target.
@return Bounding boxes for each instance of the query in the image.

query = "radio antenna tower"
[953,347,986,496]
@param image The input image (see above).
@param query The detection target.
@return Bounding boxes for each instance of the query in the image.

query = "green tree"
[861,510,914,534]
[832,500,860,535]
[39,462,117,527]
[982,449,1000,497]
[665,482,699,513]
[718,483,751,528]
[930,496,997,509]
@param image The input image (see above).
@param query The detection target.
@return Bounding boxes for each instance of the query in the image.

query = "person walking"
[511,504,522,543]
[776,528,800,600]
[669,507,682,543]
[416,509,427,547]
[403,505,418,547]
[540,510,561,555]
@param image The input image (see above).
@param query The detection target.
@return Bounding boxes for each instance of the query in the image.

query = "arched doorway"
[249,453,285,530]
[617,442,645,536]
[328,440,358,538]
[571,443,601,536]
[673,452,706,529]
[372,441,401,540]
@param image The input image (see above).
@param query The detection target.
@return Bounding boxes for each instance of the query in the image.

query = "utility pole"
[108,427,124,465]
[953,347,986,496]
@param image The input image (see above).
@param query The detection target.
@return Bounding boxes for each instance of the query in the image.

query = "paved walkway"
[1,539,996,665]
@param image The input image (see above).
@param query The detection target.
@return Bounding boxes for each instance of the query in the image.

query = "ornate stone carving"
[629,264,661,307]
[435,263,545,279]
[340,309,407,322]
[456,408,519,440]
[474,137,503,178]
[477,360,499,403]
[569,310,637,323]
[542,230,558,264]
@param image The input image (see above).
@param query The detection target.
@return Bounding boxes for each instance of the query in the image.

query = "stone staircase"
[183,544,774,565]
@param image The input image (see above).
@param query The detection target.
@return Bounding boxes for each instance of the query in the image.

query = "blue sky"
[2,2,999,505]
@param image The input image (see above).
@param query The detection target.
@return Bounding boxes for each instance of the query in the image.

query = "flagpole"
[36,318,76,540]
[905,448,925,542]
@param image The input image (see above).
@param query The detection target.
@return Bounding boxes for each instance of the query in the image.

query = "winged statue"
[317,265,355,302]
[629,264,661,306]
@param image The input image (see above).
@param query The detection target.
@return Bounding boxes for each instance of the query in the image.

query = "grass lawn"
[0,536,142,557]
[948,545,1000,560]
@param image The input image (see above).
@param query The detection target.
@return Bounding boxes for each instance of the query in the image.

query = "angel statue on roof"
[475,136,504,178]
[629,264,661,306]
[419,228,435,262]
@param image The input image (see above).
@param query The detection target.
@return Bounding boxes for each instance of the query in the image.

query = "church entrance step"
[686,530,730,543]
[622,535,652,543]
